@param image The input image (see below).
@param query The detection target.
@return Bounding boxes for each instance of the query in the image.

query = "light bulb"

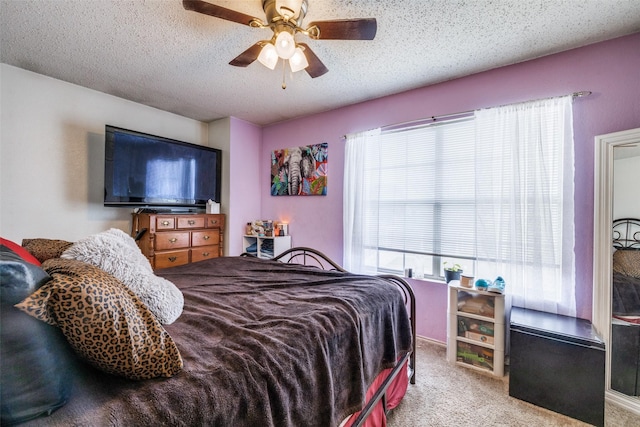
[275,31,296,60]
[289,47,309,72]
[257,43,278,70]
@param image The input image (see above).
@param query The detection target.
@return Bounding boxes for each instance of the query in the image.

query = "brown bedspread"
[613,272,640,316]
[24,256,412,427]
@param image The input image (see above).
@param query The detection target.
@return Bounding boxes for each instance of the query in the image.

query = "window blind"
[362,118,476,264]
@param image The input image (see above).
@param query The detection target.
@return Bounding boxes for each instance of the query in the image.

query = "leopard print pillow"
[15,258,183,380]
[21,239,73,263]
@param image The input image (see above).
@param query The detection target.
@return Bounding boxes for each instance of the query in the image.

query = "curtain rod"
[341,90,592,140]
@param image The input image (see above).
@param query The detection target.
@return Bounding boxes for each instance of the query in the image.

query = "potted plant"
[443,262,463,284]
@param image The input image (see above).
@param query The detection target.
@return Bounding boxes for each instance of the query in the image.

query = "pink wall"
[228,117,262,256]
[255,33,640,342]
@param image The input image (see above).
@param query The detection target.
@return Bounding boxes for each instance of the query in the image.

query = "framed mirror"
[593,127,640,414]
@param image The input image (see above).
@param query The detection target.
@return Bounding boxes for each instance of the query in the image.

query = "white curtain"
[343,128,381,274]
[343,97,576,316]
[474,96,576,316]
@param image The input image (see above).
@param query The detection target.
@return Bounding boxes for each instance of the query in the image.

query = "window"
[345,118,476,280]
[344,96,575,316]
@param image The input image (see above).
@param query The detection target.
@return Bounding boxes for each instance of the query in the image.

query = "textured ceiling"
[1,0,640,126]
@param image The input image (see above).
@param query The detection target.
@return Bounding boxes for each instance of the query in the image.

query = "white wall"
[0,64,208,243]
[613,155,640,220]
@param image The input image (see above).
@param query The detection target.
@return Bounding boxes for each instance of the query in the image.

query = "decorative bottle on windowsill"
[444,262,463,284]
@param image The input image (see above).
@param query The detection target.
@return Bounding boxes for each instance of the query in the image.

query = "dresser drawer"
[191,245,218,263]
[177,216,205,229]
[206,215,224,228]
[192,230,219,247]
[155,249,189,269]
[155,231,190,250]
[156,217,175,230]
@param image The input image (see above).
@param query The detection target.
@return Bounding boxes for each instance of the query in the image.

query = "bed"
[610,218,640,395]
[0,235,415,427]
[612,218,640,318]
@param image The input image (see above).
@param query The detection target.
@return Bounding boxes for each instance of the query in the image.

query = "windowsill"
[402,276,447,285]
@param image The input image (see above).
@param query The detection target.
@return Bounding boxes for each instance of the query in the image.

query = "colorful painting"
[271,143,327,196]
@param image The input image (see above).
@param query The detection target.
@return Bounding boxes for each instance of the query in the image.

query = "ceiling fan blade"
[183,0,258,26]
[298,43,328,78]
[305,18,377,40]
[229,42,265,67]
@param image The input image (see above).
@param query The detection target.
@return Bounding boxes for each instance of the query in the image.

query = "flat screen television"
[104,125,221,209]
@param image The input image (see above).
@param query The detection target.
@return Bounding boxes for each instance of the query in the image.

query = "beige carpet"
[387,338,640,427]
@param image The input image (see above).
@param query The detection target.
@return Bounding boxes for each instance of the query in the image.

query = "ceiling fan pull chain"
[282,58,287,89]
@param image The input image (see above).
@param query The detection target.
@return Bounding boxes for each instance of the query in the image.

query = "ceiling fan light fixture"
[257,43,279,70]
[289,47,309,72]
[275,30,296,59]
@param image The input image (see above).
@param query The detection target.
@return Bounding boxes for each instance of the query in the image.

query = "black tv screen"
[104,125,221,208]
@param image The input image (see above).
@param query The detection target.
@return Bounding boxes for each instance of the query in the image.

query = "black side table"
[509,307,605,427]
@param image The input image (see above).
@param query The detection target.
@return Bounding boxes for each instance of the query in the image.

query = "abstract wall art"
[271,142,327,196]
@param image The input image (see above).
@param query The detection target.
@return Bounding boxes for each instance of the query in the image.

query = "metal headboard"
[272,246,347,271]
[613,218,640,249]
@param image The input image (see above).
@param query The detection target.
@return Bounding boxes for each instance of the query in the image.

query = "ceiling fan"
[183,0,377,80]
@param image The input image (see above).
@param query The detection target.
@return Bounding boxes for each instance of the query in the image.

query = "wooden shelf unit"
[132,212,225,269]
[447,283,506,377]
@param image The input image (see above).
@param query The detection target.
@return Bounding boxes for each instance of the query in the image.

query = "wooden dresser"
[132,212,225,269]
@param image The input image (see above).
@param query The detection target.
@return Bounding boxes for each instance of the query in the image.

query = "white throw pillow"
[61,228,183,324]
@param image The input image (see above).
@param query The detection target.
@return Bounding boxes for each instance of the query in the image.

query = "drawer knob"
[162,220,170,226]
[203,235,210,240]
[168,257,177,262]
[169,238,178,243]
[202,252,210,257]
[210,220,218,225]
[188,220,195,225]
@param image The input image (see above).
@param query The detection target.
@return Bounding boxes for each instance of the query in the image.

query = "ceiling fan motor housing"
[263,0,308,28]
